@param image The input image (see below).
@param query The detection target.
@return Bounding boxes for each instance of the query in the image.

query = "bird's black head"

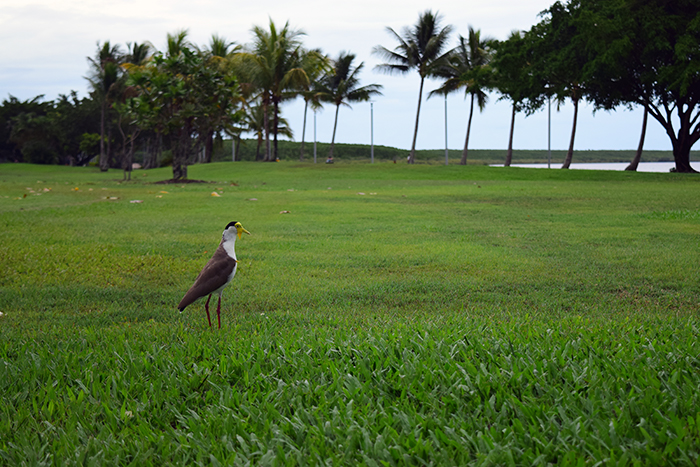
[225,221,239,230]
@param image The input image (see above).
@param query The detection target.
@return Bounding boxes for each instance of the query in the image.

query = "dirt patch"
[153,179,211,185]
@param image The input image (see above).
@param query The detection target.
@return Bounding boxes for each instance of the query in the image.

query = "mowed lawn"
[1,162,699,465]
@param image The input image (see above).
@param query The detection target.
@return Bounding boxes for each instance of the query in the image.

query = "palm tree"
[430,27,494,165]
[373,10,452,163]
[200,35,241,163]
[236,20,308,161]
[166,29,191,57]
[86,41,124,171]
[317,52,383,159]
[298,49,329,161]
[242,103,293,160]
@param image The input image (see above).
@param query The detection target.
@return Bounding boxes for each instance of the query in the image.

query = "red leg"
[216,295,222,329]
[204,295,212,328]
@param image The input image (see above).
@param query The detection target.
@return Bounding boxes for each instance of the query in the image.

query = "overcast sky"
[0,0,676,153]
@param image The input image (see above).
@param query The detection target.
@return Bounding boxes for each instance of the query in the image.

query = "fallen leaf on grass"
[280,210,291,214]
[130,200,143,204]
[211,192,221,197]
[247,198,258,201]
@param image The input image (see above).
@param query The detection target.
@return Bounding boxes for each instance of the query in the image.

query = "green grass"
[1,162,699,465]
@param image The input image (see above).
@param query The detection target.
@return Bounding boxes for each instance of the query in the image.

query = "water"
[490,162,696,173]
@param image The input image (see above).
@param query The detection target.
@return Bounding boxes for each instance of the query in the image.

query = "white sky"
[0,0,675,152]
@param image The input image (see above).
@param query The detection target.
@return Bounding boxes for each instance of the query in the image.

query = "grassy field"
[1,161,699,465]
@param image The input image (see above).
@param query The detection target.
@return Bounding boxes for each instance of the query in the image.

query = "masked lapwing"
[178,221,251,328]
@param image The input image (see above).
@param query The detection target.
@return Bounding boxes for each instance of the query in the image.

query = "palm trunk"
[561,96,579,169]
[408,76,425,164]
[300,100,308,161]
[273,99,280,161]
[460,93,475,165]
[625,106,648,171]
[505,102,516,167]
[99,99,108,171]
[329,104,340,158]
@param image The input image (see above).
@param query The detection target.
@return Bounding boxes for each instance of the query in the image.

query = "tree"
[236,20,308,161]
[200,34,241,163]
[125,44,240,180]
[0,95,51,162]
[242,103,293,160]
[86,41,124,171]
[373,10,453,163]
[297,49,329,161]
[582,0,700,172]
[492,31,541,167]
[316,52,383,159]
[528,1,591,169]
[430,27,494,165]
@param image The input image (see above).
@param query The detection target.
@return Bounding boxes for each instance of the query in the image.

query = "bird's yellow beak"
[236,224,251,239]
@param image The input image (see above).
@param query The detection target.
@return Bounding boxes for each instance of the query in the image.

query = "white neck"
[221,230,237,259]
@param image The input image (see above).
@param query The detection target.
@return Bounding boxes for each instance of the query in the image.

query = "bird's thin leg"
[216,295,222,329]
[205,294,212,328]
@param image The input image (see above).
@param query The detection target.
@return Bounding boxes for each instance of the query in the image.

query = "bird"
[178,221,251,328]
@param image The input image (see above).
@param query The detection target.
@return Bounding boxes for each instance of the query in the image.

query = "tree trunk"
[408,77,425,164]
[460,93,476,165]
[625,106,648,171]
[234,135,241,161]
[505,102,516,167]
[561,96,579,169]
[300,100,309,161]
[99,100,108,171]
[263,101,270,161]
[172,127,189,180]
[272,99,280,161]
[204,131,214,163]
[329,104,340,159]
[672,134,699,173]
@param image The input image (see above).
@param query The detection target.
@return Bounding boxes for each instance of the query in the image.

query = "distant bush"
[21,141,59,165]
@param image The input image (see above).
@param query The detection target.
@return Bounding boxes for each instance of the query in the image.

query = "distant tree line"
[1,0,698,175]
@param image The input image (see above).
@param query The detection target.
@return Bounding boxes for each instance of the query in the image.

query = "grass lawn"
[1,161,699,465]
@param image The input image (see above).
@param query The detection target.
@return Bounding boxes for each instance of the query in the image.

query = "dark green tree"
[125,46,240,180]
[582,0,700,172]
[528,1,591,169]
[491,30,542,166]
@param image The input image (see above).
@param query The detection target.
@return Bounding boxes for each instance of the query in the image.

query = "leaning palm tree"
[373,10,452,163]
[316,52,383,159]
[86,41,124,171]
[430,27,494,165]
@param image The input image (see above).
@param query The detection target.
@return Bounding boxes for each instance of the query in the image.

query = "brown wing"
[177,244,237,311]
